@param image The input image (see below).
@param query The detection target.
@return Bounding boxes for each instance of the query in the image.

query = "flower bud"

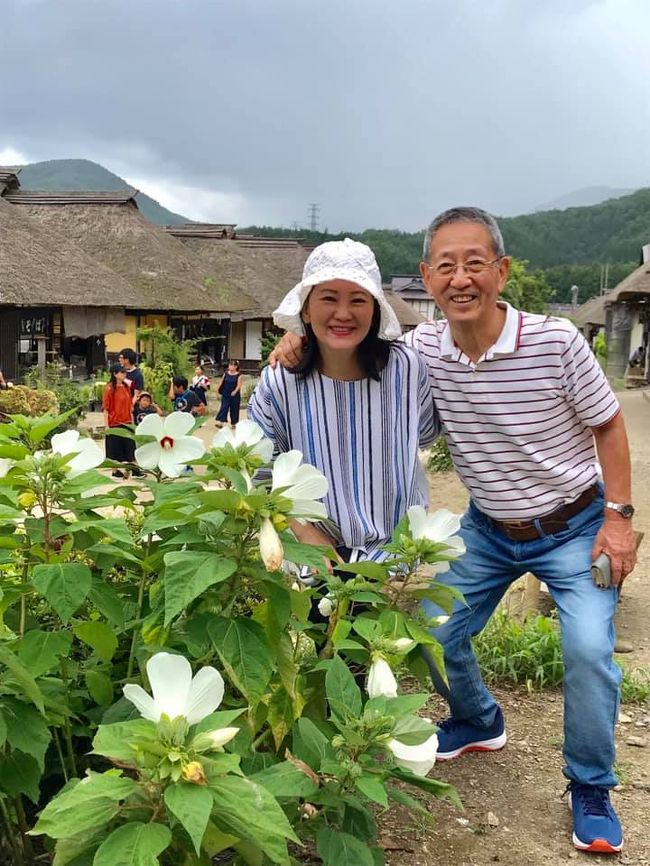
[18,491,38,509]
[259,518,284,571]
[181,760,207,785]
[391,638,415,653]
[367,656,398,698]
[191,727,239,752]
[317,595,335,618]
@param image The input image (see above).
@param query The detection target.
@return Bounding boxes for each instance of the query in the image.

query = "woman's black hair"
[108,363,124,390]
[290,300,391,381]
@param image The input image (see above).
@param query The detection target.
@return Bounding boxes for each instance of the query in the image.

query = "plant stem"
[0,797,23,866]
[59,659,78,778]
[251,727,272,752]
[127,569,148,681]
[52,728,69,783]
[13,797,35,865]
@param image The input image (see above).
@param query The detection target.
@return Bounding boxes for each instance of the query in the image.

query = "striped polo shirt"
[404,302,620,520]
[248,343,439,559]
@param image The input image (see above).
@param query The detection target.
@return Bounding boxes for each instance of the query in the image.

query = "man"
[271,207,637,854]
[118,348,144,404]
[169,375,206,416]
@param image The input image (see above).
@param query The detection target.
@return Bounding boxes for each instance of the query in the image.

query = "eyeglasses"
[425,257,503,278]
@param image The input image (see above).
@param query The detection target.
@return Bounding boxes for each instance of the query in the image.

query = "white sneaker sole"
[436,731,507,761]
[567,793,623,854]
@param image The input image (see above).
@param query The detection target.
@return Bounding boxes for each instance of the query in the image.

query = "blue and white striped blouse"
[248,343,440,560]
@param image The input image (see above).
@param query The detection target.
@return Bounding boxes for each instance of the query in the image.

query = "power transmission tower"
[308,203,320,232]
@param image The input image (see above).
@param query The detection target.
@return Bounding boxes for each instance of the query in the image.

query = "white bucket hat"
[273,238,402,340]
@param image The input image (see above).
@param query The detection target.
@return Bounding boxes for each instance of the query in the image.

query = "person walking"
[118,348,144,404]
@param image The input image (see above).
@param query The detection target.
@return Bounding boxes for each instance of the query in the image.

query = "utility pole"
[307,203,320,232]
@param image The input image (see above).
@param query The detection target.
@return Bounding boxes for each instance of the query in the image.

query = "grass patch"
[426,438,454,473]
[473,610,650,704]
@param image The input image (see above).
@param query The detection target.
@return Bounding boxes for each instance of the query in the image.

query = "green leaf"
[73,621,118,661]
[17,629,73,677]
[87,542,142,567]
[0,642,45,713]
[32,773,139,839]
[197,489,243,512]
[164,783,212,855]
[210,776,298,865]
[266,685,295,750]
[388,766,462,808]
[355,774,389,808]
[291,718,336,772]
[351,618,381,642]
[208,617,273,703]
[326,655,362,721]
[88,578,126,628]
[342,799,379,840]
[93,822,171,866]
[163,551,237,624]
[316,828,375,866]
[32,562,92,623]
[336,560,388,581]
[0,750,41,802]
[281,537,335,574]
[92,719,158,762]
[3,697,51,770]
[192,708,246,735]
[86,670,114,706]
[251,760,318,800]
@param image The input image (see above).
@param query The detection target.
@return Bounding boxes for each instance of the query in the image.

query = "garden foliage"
[0,412,462,865]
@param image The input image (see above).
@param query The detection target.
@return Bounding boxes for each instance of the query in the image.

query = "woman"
[248,238,439,563]
[216,360,243,428]
[102,364,136,478]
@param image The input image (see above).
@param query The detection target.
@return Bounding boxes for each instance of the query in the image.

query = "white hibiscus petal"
[204,726,239,748]
[388,730,438,777]
[0,459,13,478]
[271,450,304,490]
[158,449,185,478]
[253,439,274,463]
[135,441,162,470]
[406,505,428,540]
[51,429,80,454]
[136,413,164,439]
[443,535,466,556]
[122,684,160,722]
[67,439,104,476]
[289,500,329,521]
[212,427,235,449]
[426,509,462,541]
[163,412,195,438]
[174,436,206,462]
[234,420,264,445]
[146,653,193,720]
[285,466,328,501]
[185,667,225,725]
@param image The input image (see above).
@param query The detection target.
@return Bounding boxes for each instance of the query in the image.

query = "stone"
[625,736,648,747]
[614,639,634,653]
[618,712,633,724]
[487,812,500,827]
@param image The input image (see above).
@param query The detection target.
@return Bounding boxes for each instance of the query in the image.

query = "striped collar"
[440,302,523,362]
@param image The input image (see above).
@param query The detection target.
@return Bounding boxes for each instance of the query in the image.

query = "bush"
[427,437,454,473]
[0,385,58,417]
[23,363,87,427]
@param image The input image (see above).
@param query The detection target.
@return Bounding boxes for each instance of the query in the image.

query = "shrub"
[0,384,58,417]
[427,437,454,473]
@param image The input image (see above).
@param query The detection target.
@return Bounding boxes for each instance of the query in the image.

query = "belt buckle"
[501,519,530,529]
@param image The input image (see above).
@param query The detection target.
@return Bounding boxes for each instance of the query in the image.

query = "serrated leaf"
[163,551,237,624]
[164,783,212,855]
[86,670,114,706]
[92,719,158,762]
[17,629,73,677]
[251,760,318,800]
[0,642,45,713]
[32,562,92,623]
[93,821,171,866]
[0,749,41,802]
[88,578,126,628]
[316,827,375,866]
[208,617,273,703]
[73,621,118,661]
[291,718,336,772]
[3,697,51,769]
[355,774,389,808]
[325,655,362,721]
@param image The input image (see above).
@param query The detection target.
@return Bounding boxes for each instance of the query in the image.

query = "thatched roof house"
[384,291,425,328]
[0,197,133,307]
[4,190,255,314]
[573,294,607,332]
[603,252,650,381]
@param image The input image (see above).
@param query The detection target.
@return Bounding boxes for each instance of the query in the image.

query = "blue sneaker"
[436,706,507,761]
[567,782,623,854]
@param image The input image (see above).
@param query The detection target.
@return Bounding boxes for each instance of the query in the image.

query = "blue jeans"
[423,487,621,788]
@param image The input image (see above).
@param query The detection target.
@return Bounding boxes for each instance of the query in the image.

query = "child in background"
[133,392,163,426]
[168,376,206,416]
[191,365,210,406]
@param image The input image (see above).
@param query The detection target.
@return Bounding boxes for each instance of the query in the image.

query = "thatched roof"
[167,222,237,239]
[573,294,607,328]
[383,291,426,328]
[5,193,255,314]
[166,230,306,318]
[0,168,21,196]
[604,261,650,304]
[0,197,135,307]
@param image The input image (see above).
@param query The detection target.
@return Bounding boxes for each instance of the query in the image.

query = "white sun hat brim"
[273,238,402,341]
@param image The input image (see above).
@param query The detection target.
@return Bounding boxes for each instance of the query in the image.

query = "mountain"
[16,158,188,225]
[533,186,637,212]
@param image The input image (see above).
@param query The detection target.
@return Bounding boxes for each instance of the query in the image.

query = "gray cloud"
[1,0,649,229]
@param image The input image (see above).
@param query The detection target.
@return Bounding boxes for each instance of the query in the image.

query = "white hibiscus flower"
[51,429,104,478]
[388,720,439,776]
[135,412,206,478]
[259,517,284,571]
[212,419,273,463]
[366,656,398,698]
[406,506,466,565]
[0,458,13,478]
[123,652,237,748]
[271,450,328,520]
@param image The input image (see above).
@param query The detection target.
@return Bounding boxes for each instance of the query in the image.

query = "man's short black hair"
[173,376,188,390]
[119,348,137,365]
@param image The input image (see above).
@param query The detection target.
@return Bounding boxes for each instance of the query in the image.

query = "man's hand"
[591,515,637,587]
[269,333,305,369]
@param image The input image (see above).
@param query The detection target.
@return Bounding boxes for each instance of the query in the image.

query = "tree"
[502,258,554,313]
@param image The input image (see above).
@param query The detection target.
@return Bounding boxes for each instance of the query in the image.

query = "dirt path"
[382,390,650,865]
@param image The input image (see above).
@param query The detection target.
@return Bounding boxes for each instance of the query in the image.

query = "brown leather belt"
[489,484,599,541]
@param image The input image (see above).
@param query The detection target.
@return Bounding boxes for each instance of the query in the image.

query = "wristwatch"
[604,501,635,519]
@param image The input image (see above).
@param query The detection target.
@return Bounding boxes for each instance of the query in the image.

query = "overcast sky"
[1,0,649,230]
